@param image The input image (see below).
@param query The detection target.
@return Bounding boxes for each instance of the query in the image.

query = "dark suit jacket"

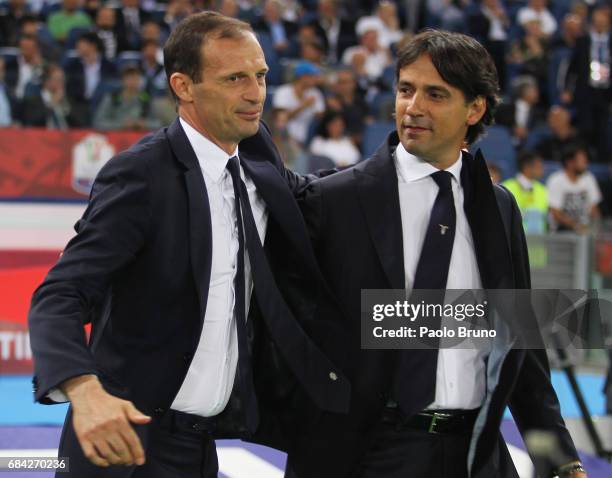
[28,119,349,473]
[63,56,118,126]
[289,132,579,477]
[566,33,612,103]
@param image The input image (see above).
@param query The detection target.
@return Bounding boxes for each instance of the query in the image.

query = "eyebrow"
[397,80,451,96]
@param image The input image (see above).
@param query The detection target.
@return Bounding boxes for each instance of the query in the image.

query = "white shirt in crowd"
[171,118,268,417]
[342,45,391,81]
[517,6,557,36]
[273,83,325,144]
[310,135,361,167]
[547,169,602,230]
[395,143,488,410]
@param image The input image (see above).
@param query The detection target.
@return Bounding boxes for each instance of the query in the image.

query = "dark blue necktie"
[392,170,456,416]
[226,156,259,433]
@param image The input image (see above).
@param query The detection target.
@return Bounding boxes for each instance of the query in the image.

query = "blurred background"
[1,0,612,476]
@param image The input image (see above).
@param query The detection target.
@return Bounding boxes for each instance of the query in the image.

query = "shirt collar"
[395,141,462,184]
[179,117,239,183]
[517,172,534,190]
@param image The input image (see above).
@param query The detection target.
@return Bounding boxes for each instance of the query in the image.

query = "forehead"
[201,32,267,73]
[398,54,450,87]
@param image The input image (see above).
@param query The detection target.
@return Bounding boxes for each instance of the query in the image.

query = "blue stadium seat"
[469,125,516,179]
[362,121,394,159]
[524,125,552,152]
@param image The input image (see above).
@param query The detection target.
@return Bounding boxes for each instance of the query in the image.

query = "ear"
[169,72,193,103]
[466,96,486,126]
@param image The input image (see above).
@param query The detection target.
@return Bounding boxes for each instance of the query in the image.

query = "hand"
[62,375,151,467]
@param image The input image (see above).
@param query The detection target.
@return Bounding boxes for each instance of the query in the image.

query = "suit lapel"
[239,154,319,276]
[355,133,405,290]
[166,119,213,329]
[461,150,513,289]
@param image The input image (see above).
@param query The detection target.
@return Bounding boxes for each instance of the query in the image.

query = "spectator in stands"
[300,38,327,69]
[115,0,151,51]
[94,7,127,60]
[268,107,309,172]
[517,0,558,38]
[356,0,403,49]
[64,31,118,126]
[253,0,298,58]
[552,13,583,51]
[503,151,549,233]
[326,67,371,147]
[564,5,611,162]
[426,0,467,32]
[0,0,31,46]
[547,143,601,232]
[509,17,550,97]
[342,18,393,85]
[468,0,510,91]
[272,60,325,146]
[163,0,195,32]
[47,0,92,44]
[534,105,580,162]
[19,15,62,62]
[19,63,75,128]
[93,65,159,131]
[310,110,361,166]
[309,0,357,63]
[0,58,13,127]
[4,33,46,102]
[141,19,166,46]
[141,39,166,97]
[496,75,546,145]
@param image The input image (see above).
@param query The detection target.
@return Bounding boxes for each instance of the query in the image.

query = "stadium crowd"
[1,0,612,228]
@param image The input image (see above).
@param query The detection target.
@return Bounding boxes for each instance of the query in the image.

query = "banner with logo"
[0,128,148,200]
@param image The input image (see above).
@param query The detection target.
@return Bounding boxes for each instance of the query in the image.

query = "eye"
[227,75,240,82]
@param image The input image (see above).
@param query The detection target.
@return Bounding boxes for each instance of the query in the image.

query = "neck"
[179,110,237,155]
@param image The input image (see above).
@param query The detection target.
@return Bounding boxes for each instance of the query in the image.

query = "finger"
[125,402,151,425]
[118,420,146,465]
[94,438,124,465]
[80,440,110,467]
[107,433,135,465]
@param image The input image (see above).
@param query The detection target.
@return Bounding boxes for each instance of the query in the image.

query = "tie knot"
[226,155,240,177]
[431,170,453,191]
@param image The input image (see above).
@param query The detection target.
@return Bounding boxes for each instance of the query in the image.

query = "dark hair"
[395,29,500,144]
[77,31,103,52]
[517,150,541,172]
[316,110,346,138]
[163,11,254,101]
[41,63,63,84]
[561,142,587,166]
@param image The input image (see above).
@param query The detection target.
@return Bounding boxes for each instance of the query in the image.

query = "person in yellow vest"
[503,151,548,234]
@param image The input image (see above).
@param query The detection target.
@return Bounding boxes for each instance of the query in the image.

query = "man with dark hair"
[64,31,118,126]
[28,11,348,478]
[547,143,601,232]
[287,29,585,478]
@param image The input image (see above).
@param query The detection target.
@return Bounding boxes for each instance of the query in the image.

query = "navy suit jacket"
[289,132,579,477]
[28,119,350,467]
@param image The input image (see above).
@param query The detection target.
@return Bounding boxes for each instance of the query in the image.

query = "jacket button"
[154,407,165,415]
[329,371,338,381]
[183,353,192,362]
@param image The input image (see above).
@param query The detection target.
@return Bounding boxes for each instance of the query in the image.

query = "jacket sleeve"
[503,190,580,462]
[28,151,152,403]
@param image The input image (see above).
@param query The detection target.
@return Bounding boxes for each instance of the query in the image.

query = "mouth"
[403,124,431,134]
[237,111,262,121]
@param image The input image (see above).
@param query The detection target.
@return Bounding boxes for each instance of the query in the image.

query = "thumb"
[124,402,152,424]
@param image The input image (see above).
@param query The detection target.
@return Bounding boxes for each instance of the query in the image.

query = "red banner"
[0,128,148,199]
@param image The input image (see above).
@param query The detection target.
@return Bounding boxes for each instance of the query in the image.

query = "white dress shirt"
[171,118,268,417]
[395,143,488,410]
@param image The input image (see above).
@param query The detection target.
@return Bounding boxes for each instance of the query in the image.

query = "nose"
[243,76,265,104]
[403,91,425,117]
